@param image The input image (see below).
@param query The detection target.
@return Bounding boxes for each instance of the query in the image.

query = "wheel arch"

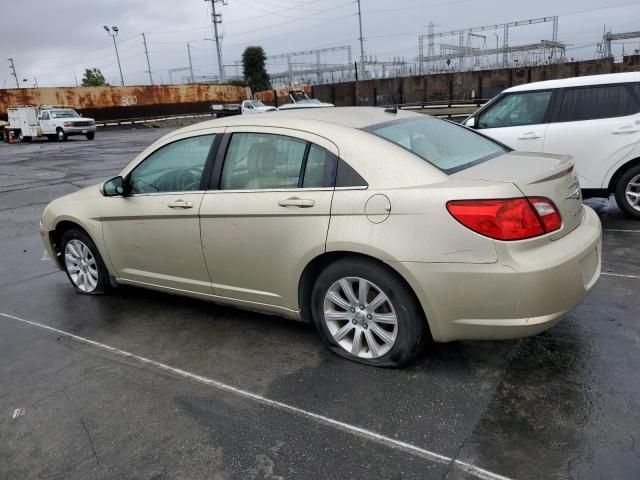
[50,219,113,273]
[607,156,640,193]
[297,250,433,338]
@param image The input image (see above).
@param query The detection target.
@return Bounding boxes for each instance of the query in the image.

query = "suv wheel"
[614,164,640,219]
[60,228,110,294]
[311,258,428,367]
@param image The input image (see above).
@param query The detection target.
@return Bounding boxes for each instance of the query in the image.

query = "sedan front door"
[101,132,219,294]
[199,128,338,312]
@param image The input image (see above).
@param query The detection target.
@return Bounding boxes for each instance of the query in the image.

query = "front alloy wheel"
[60,228,109,294]
[323,277,398,359]
[64,239,99,292]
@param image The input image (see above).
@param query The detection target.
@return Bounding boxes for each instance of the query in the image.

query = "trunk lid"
[452,152,584,240]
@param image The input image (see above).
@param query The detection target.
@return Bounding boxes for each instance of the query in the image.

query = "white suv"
[464,72,640,219]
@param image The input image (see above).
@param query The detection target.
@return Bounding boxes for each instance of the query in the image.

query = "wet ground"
[0,128,638,480]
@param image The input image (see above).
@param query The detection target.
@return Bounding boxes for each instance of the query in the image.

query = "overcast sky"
[3,0,640,87]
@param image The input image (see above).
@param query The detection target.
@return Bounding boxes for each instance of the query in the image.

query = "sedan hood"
[453,151,583,240]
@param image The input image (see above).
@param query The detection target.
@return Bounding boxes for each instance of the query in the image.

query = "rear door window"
[553,84,640,122]
[478,91,552,129]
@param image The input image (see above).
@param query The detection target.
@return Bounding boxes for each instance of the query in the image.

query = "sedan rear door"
[199,127,338,312]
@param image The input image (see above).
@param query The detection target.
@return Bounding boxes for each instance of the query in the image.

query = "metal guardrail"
[95,112,213,127]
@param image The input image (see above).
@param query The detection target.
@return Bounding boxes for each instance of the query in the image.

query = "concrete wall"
[0,84,250,121]
[309,56,640,106]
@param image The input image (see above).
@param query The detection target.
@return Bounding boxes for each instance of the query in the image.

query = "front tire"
[614,164,640,220]
[86,132,95,140]
[60,228,110,294]
[56,129,67,142]
[311,258,428,367]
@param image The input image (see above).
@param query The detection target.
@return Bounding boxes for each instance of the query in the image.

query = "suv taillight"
[446,197,562,241]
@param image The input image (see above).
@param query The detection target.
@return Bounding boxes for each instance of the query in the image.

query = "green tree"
[242,46,270,93]
[81,68,108,87]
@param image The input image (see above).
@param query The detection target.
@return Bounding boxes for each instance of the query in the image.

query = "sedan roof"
[189,106,424,131]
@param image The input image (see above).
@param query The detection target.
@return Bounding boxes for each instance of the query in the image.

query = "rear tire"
[614,164,640,220]
[311,258,428,367]
[60,228,110,294]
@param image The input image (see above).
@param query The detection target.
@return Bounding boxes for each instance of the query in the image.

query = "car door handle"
[517,132,541,139]
[278,197,315,208]
[612,125,640,134]
[167,200,194,209]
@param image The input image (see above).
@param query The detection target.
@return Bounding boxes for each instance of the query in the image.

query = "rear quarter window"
[553,84,640,122]
[364,116,508,174]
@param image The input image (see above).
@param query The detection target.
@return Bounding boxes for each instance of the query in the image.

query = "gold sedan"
[41,107,602,367]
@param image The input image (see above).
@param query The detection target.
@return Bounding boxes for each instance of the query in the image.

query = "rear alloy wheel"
[60,229,109,294]
[615,164,640,220]
[311,258,428,367]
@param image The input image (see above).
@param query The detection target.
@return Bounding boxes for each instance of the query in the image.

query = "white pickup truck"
[5,105,96,142]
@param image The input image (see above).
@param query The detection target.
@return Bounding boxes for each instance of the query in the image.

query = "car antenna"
[384,105,399,114]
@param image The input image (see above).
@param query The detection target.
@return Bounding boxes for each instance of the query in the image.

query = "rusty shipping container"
[0,84,251,121]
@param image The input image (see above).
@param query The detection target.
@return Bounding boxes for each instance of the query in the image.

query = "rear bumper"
[391,206,602,342]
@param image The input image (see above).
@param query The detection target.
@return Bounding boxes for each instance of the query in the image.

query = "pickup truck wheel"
[86,132,95,140]
[615,164,640,220]
[56,129,67,142]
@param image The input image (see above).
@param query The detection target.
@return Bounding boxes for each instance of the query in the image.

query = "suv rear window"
[364,116,508,174]
[554,84,640,122]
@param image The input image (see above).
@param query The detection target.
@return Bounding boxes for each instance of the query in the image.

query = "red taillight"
[446,197,562,241]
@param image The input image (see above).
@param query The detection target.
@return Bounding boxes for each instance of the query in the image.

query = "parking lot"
[0,127,639,479]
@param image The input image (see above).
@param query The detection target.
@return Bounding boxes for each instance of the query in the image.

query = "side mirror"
[464,117,476,128]
[102,176,125,196]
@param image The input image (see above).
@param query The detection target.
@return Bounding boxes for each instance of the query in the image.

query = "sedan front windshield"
[365,116,508,174]
[50,110,80,118]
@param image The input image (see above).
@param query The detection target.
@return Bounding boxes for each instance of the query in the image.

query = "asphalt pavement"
[0,127,638,480]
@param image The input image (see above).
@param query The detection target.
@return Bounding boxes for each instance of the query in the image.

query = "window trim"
[208,131,342,192]
[476,89,555,129]
[548,82,640,124]
[124,133,219,196]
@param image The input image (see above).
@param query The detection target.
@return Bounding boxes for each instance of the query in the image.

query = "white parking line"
[602,272,640,279]
[0,311,512,480]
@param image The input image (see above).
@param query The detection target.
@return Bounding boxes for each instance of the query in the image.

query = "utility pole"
[207,0,226,83]
[104,26,124,86]
[142,33,153,85]
[8,58,19,88]
[187,43,195,83]
[356,0,365,79]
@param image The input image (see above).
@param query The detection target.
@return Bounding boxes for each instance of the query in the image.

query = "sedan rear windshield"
[364,116,508,174]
